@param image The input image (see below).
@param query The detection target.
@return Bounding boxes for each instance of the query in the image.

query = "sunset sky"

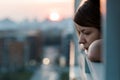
[0,0,74,22]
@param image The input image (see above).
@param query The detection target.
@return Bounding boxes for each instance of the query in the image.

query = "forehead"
[75,23,95,31]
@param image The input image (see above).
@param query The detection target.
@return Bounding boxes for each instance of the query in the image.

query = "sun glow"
[49,11,60,21]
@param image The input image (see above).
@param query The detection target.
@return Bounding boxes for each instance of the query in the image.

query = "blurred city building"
[0,18,74,75]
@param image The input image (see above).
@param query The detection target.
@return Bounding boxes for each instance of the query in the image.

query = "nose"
[79,34,86,44]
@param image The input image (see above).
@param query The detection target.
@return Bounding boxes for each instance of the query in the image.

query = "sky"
[0,0,74,22]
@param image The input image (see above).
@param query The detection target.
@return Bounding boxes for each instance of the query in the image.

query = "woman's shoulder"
[87,39,102,62]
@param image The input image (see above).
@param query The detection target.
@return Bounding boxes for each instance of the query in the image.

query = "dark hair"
[74,0,101,31]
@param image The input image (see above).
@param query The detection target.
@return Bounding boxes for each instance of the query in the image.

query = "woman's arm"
[87,39,102,62]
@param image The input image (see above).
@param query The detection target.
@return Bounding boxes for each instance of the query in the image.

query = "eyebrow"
[81,28,91,32]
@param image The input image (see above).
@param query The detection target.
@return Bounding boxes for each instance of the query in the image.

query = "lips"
[84,47,88,50]
[79,43,89,51]
[82,45,88,50]
[79,44,84,50]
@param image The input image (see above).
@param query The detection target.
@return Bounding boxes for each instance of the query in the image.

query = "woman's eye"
[84,32,91,35]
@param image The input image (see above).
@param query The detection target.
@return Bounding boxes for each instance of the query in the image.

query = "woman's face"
[75,24,101,50]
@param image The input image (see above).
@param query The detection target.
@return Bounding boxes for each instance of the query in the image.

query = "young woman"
[74,0,102,62]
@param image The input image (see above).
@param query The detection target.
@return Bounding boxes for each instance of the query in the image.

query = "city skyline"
[0,0,74,22]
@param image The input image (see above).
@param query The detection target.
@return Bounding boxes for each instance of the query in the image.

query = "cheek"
[87,33,100,45]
